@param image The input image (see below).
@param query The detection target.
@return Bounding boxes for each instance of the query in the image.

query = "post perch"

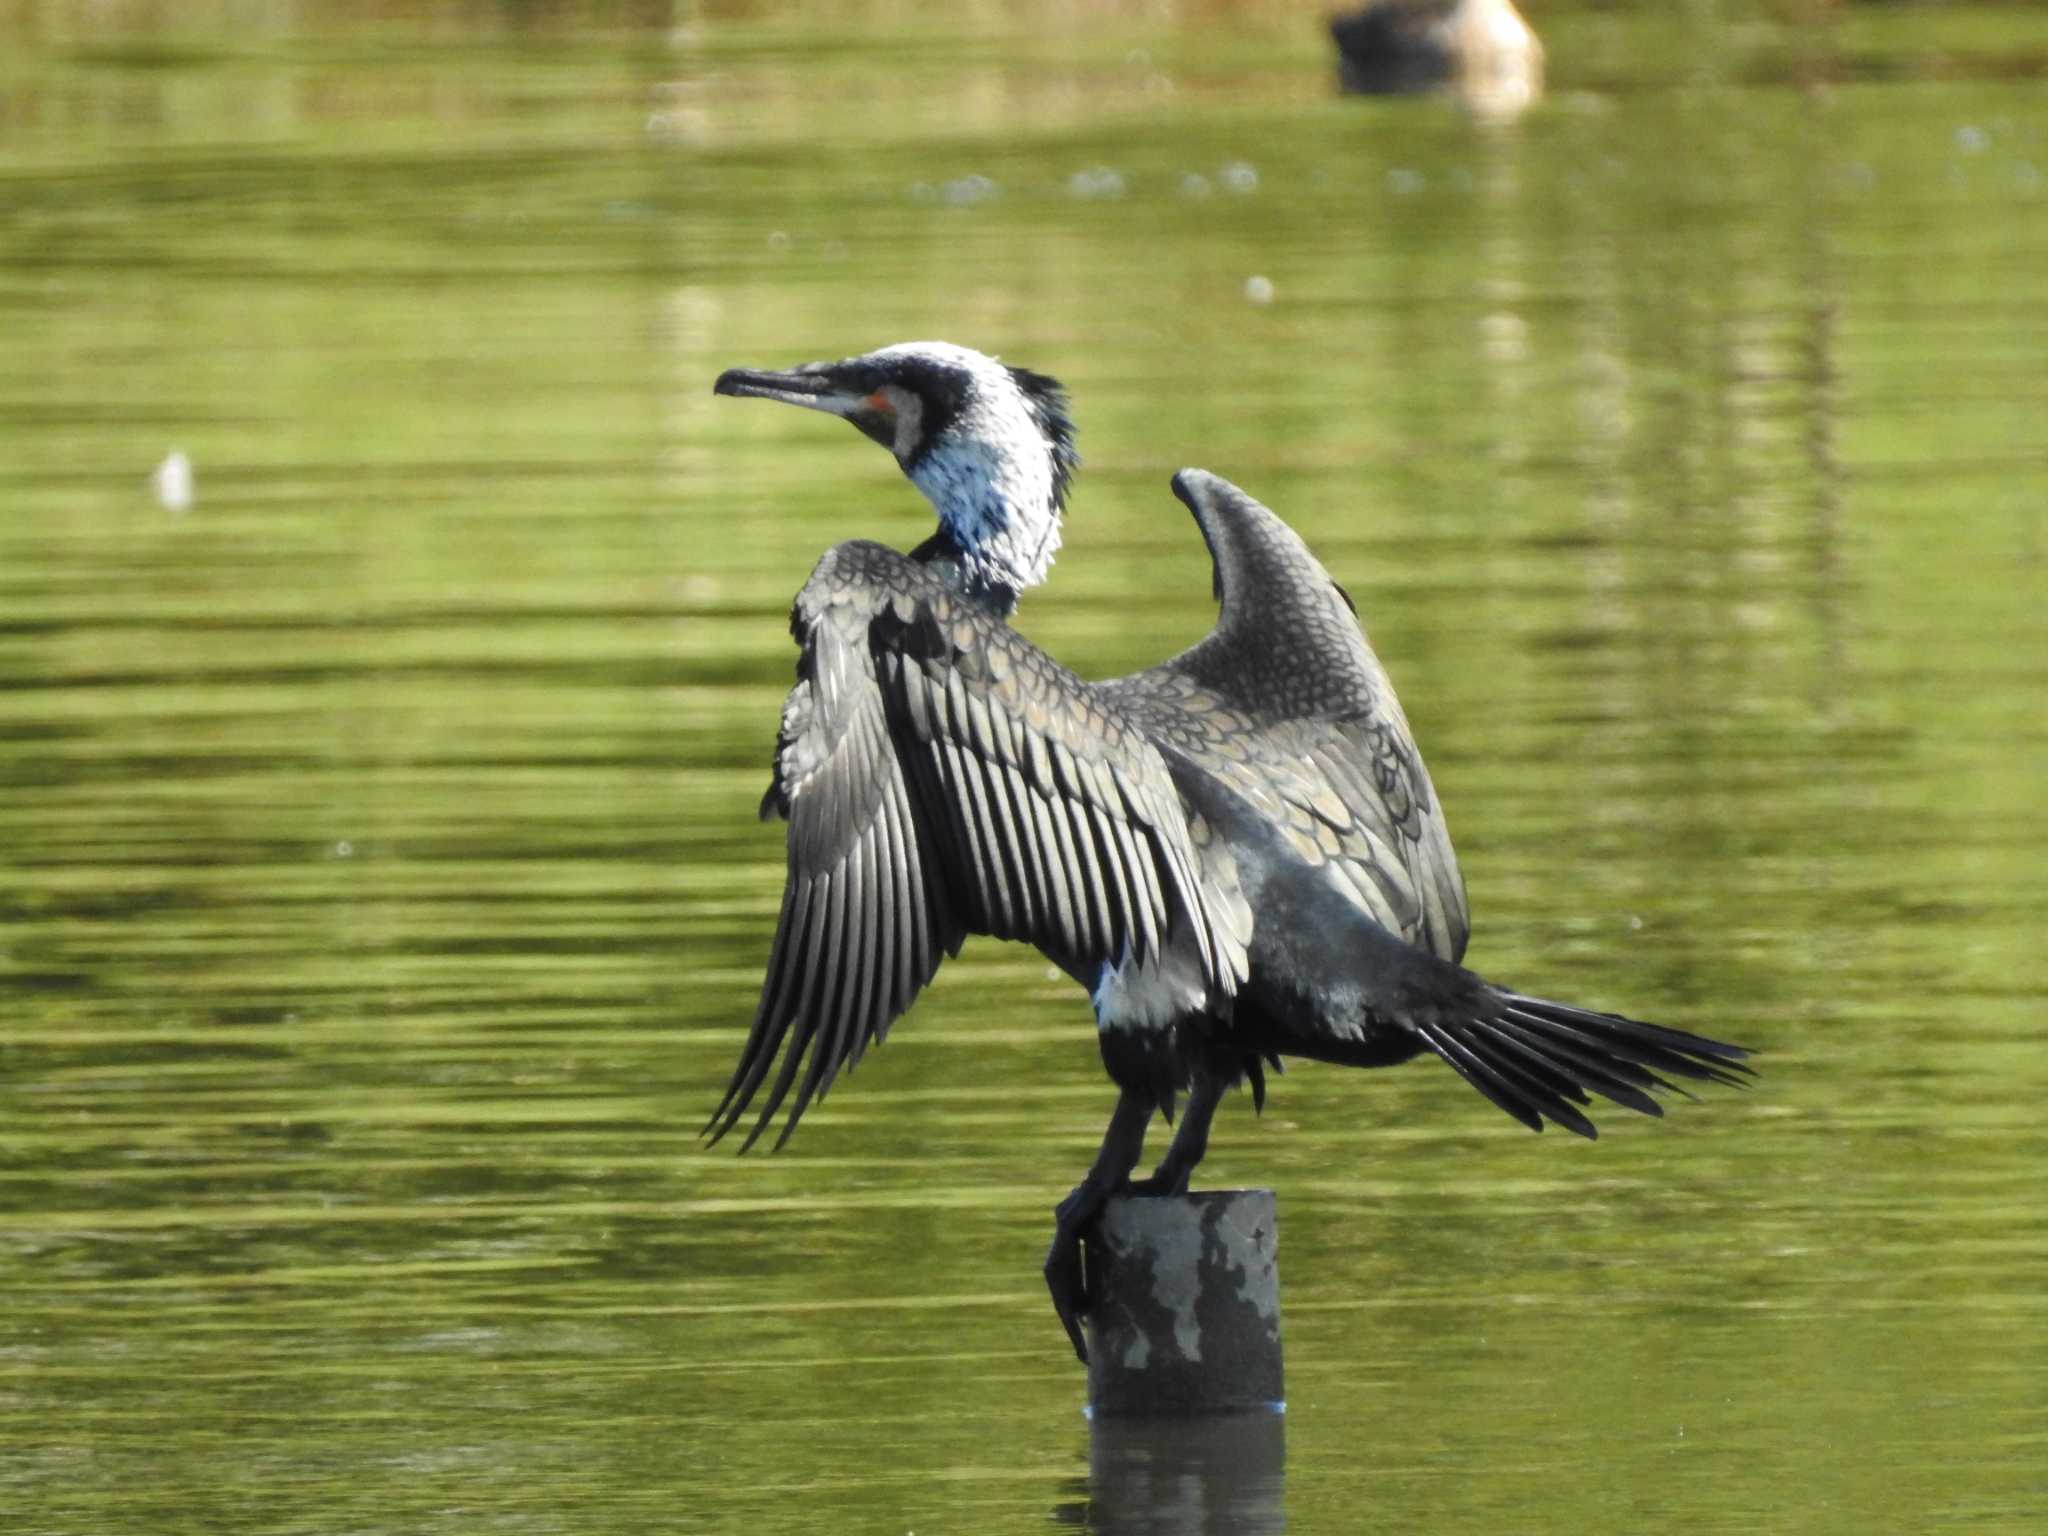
[1082,1188,1284,1416]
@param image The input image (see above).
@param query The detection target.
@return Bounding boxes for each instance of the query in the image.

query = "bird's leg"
[1126,1071,1224,1198]
[1045,1087,1154,1364]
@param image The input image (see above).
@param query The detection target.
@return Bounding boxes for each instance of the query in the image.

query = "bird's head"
[714,341,1078,602]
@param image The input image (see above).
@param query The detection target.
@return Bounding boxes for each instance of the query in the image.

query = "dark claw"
[1045,1179,1118,1363]
[1044,1226,1089,1363]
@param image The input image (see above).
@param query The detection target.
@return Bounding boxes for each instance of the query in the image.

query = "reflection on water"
[3,2,2046,1534]
[1061,1413,1288,1535]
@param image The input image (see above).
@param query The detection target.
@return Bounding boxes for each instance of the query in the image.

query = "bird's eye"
[864,389,896,414]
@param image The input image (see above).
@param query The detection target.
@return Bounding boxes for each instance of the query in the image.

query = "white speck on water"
[1628,914,1644,930]
[1480,312,1526,363]
[1954,124,1989,154]
[766,230,790,252]
[1219,160,1258,194]
[1067,166,1126,200]
[942,174,999,206]
[1387,167,1426,196]
[1179,172,1213,199]
[1244,274,1276,306]
[333,840,355,859]
[643,84,704,145]
[152,450,194,513]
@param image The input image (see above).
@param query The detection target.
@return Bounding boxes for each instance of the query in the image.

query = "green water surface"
[2,3,2045,1532]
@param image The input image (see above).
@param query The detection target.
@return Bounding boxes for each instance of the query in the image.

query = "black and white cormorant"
[707,341,1749,1361]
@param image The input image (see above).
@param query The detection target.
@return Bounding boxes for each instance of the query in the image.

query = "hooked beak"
[714,365,861,417]
[715,362,903,452]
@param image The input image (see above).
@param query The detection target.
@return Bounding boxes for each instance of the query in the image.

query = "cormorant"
[707,342,1749,1361]
[1330,0,1544,118]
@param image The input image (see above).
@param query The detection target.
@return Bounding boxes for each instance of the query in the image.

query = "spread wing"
[706,540,1248,1152]
[1103,470,1470,963]
[1133,695,1468,963]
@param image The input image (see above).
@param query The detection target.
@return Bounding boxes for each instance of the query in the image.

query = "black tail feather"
[1421,1020,1599,1138]
[1423,990,1753,1139]
[1495,1011,1686,1107]
[1503,995,1753,1088]
[1482,1020,1662,1118]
